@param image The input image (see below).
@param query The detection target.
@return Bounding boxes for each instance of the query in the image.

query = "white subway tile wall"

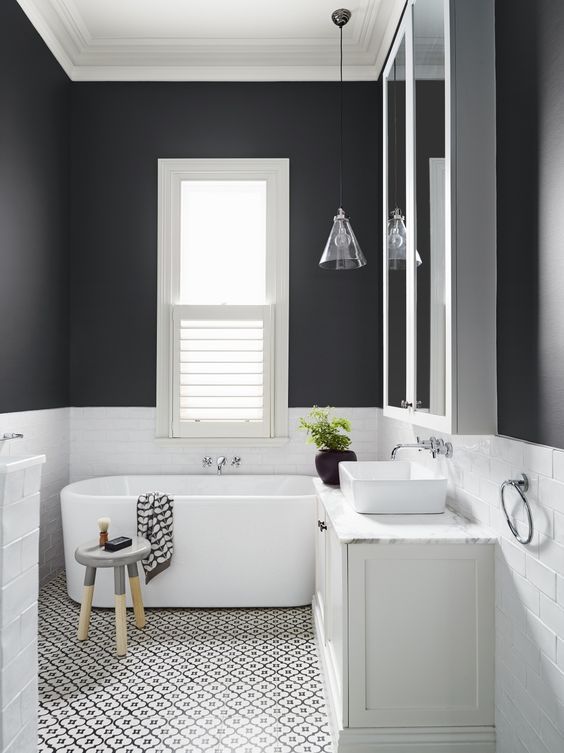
[69,407,380,481]
[3,404,564,753]
[0,458,44,753]
[377,410,564,753]
[0,409,69,587]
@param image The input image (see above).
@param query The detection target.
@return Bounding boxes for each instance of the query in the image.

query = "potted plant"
[299,406,357,485]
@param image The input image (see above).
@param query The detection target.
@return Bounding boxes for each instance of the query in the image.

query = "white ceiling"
[17,0,405,81]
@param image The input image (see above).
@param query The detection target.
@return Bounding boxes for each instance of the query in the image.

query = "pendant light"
[387,59,422,270]
[319,9,367,271]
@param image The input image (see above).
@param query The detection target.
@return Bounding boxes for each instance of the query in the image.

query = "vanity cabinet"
[383,0,496,435]
[313,487,496,752]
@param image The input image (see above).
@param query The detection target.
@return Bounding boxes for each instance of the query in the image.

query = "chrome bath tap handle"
[231,456,241,467]
[202,456,213,468]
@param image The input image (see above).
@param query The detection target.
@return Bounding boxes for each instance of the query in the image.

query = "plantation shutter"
[172,304,273,438]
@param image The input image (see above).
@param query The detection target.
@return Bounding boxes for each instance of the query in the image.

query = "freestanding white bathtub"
[61,474,316,608]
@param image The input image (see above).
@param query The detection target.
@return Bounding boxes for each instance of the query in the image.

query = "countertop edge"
[314,478,498,545]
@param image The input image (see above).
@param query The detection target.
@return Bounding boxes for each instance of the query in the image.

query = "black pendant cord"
[339,24,344,210]
[393,58,398,211]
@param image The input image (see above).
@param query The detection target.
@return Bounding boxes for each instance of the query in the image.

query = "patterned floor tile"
[38,575,332,753]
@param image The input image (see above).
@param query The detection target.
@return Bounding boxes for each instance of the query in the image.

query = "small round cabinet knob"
[317,520,328,532]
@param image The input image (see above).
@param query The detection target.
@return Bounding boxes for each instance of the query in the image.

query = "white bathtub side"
[62,478,316,608]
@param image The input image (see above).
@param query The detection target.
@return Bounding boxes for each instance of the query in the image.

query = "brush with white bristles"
[98,517,111,547]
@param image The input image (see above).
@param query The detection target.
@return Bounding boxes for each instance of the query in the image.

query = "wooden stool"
[74,537,151,656]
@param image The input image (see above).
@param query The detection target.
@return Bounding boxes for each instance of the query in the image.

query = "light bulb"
[388,223,405,250]
[334,223,351,249]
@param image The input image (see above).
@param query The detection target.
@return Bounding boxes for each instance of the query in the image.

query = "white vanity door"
[347,543,494,728]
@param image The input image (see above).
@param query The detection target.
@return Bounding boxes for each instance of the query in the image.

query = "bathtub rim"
[61,473,318,500]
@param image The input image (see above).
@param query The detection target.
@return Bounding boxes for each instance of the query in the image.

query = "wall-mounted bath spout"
[1,433,24,441]
[217,457,227,475]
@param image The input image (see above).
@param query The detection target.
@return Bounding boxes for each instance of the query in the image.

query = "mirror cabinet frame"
[382,0,497,436]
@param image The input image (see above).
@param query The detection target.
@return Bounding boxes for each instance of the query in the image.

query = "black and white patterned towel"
[137,492,174,583]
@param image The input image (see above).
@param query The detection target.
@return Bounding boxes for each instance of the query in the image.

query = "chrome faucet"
[217,456,227,475]
[391,436,453,460]
[202,456,213,469]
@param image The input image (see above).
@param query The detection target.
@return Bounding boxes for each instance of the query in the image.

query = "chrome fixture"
[391,436,453,460]
[231,456,241,468]
[501,473,533,545]
[1,433,24,441]
[319,9,367,271]
[216,456,227,475]
[202,456,213,468]
[317,519,328,532]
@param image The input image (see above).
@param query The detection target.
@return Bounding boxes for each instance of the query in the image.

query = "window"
[157,159,289,441]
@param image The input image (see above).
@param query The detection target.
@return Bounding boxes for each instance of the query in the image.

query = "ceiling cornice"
[17,0,405,82]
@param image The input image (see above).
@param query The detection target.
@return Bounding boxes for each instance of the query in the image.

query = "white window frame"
[156,158,289,444]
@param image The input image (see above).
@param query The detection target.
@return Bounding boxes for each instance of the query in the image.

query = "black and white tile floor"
[38,575,333,753]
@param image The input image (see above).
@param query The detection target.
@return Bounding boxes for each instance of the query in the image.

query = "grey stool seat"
[74,537,151,656]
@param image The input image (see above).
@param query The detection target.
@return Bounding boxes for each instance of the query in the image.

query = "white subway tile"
[540,710,564,753]
[0,566,38,629]
[553,450,564,483]
[555,512,564,544]
[524,444,553,478]
[540,596,564,638]
[492,436,525,466]
[539,534,564,576]
[1,494,40,548]
[526,611,557,662]
[527,557,557,600]
[501,537,527,576]
[0,640,37,709]
[1,692,21,750]
[539,477,564,516]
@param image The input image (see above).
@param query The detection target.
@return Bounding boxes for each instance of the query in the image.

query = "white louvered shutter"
[172,305,273,438]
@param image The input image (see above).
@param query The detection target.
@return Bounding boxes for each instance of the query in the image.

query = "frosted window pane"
[180,181,267,304]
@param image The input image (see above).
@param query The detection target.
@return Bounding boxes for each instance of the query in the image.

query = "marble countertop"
[313,479,497,545]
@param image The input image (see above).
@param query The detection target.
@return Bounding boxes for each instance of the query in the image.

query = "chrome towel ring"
[501,473,533,545]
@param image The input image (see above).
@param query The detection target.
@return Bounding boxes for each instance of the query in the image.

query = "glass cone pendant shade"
[387,207,422,270]
[319,208,367,270]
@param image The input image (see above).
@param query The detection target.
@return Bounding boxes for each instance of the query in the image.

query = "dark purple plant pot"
[315,450,357,486]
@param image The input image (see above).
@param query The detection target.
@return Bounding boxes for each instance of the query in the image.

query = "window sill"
[154,437,290,448]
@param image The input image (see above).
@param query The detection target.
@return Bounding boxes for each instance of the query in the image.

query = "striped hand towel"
[137,492,174,583]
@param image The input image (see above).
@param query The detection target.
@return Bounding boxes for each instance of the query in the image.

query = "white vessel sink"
[339,461,447,514]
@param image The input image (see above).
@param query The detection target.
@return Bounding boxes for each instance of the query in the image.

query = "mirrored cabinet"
[383,0,496,434]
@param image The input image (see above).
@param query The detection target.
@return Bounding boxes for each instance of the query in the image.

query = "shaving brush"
[98,517,111,547]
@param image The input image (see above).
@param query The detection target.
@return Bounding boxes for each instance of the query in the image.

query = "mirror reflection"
[386,35,407,409]
[414,0,446,415]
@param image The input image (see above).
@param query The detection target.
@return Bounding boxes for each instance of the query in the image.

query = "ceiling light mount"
[331,8,352,28]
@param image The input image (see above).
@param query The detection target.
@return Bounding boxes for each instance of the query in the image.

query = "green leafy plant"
[299,406,352,451]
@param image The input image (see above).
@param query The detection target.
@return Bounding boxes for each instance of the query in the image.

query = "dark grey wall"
[0,1,70,413]
[496,0,564,447]
[69,82,381,407]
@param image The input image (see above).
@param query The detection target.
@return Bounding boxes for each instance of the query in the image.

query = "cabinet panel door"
[348,544,494,728]
[314,498,327,631]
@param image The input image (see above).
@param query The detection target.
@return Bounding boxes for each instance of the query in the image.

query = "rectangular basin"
[339,461,447,514]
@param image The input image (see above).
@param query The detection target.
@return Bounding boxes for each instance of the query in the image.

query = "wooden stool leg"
[77,567,96,641]
[127,562,146,629]
[114,565,127,656]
